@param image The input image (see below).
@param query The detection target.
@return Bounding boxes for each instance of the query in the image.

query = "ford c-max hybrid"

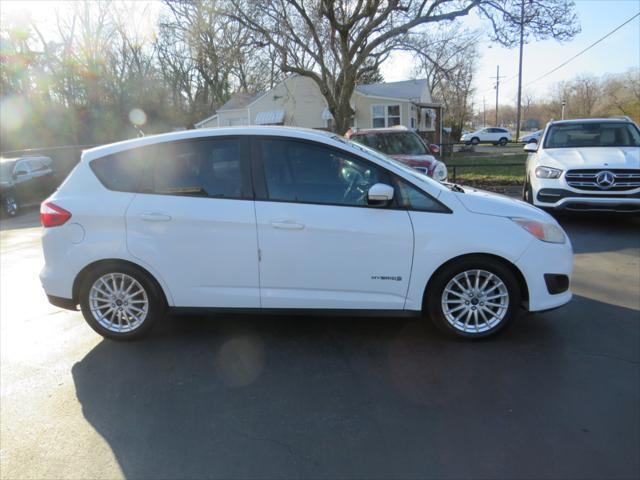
[40,127,572,340]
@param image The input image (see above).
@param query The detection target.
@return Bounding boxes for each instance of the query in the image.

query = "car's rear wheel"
[426,257,521,339]
[2,194,18,217]
[499,137,508,146]
[79,264,164,340]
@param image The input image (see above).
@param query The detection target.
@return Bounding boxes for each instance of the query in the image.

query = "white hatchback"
[40,127,572,340]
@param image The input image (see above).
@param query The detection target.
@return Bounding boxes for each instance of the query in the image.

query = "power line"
[526,12,640,86]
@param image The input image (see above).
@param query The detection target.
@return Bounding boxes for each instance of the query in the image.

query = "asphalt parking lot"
[1,208,638,479]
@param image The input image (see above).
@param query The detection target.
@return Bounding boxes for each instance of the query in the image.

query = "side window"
[14,160,31,175]
[28,159,47,172]
[393,178,449,213]
[149,139,245,199]
[91,147,148,192]
[258,139,387,207]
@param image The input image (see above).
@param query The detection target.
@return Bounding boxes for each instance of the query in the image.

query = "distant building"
[195,75,443,144]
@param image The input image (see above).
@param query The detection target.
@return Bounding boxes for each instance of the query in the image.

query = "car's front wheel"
[425,257,521,339]
[2,194,18,217]
[523,177,534,204]
[470,137,480,145]
[79,264,165,340]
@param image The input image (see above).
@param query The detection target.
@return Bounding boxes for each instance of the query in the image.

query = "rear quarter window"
[90,147,149,192]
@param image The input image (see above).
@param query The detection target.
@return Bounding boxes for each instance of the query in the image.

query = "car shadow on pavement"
[554,213,640,254]
[71,295,639,479]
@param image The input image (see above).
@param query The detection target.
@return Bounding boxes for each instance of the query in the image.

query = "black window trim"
[249,135,452,214]
[90,135,254,200]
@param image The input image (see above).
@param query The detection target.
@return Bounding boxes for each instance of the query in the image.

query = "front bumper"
[532,181,640,213]
[516,236,573,312]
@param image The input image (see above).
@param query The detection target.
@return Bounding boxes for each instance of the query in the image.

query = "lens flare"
[129,108,147,126]
[0,96,30,133]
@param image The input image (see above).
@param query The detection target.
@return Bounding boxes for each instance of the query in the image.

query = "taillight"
[40,201,72,228]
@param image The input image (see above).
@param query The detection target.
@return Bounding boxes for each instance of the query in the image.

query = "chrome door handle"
[271,220,304,230]
[140,212,172,222]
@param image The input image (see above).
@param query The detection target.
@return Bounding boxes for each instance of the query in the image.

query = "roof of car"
[81,126,343,162]
[550,117,634,125]
[347,126,415,136]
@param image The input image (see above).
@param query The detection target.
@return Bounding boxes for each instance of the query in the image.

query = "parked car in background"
[345,126,448,181]
[519,129,544,144]
[1,156,56,217]
[523,117,640,213]
[461,127,512,146]
[40,127,572,341]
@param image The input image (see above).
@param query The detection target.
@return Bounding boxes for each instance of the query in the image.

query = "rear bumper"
[47,295,78,311]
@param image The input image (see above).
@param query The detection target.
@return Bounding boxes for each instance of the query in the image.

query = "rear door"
[125,137,260,308]
[252,137,414,310]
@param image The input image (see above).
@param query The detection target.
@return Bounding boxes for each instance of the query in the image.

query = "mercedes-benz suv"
[523,118,640,213]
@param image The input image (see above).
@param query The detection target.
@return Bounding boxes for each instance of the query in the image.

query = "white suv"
[40,127,572,340]
[523,118,640,213]
[461,127,512,146]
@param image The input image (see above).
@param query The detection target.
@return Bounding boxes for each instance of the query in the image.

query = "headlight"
[432,162,448,181]
[535,166,562,179]
[511,217,566,244]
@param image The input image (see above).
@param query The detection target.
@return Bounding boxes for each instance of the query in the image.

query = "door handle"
[140,212,172,222]
[271,220,305,230]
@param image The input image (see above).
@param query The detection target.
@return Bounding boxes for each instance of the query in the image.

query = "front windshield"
[352,132,428,155]
[544,122,640,148]
[333,136,443,189]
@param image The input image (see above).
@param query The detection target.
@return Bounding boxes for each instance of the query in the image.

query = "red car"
[345,127,447,181]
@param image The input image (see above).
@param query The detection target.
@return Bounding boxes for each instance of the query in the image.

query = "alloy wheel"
[88,273,149,333]
[441,269,510,334]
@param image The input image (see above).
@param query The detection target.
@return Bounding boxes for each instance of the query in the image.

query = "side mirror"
[367,183,394,205]
[523,142,538,153]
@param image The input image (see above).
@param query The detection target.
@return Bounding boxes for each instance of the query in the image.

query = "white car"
[461,127,512,146]
[40,127,572,340]
[519,129,543,144]
[523,118,640,213]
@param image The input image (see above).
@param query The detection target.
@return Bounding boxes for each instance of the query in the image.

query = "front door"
[126,137,260,308]
[252,137,414,310]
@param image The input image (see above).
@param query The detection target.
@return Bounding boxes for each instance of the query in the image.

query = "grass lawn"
[443,153,527,184]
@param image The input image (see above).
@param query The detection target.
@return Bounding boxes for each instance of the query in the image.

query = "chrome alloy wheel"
[89,273,149,333]
[4,196,17,216]
[441,269,509,334]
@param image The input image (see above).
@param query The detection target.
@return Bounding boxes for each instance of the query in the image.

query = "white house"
[195,75,443,144]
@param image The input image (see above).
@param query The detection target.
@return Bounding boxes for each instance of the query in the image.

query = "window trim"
[250,135,451,214]
[371,104,402,128]
[90,136,254,200]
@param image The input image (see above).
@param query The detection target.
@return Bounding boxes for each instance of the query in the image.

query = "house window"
[372,104,401,128]
[423,108,436,131]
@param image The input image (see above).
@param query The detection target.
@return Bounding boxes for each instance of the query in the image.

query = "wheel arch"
[421,253,530,310]
[72,258,170,307]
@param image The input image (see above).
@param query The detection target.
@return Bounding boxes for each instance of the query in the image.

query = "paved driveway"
[1,209,638,479]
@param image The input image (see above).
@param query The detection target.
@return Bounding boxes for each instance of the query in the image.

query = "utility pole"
[490,66,506,126]
[483,97,486,127]
[515,0,526,141]
[561,100,566,120]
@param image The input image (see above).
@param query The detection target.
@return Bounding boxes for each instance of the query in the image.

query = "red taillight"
[40,201,72,228]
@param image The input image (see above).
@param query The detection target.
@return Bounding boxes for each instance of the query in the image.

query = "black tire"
[499,137,508,146]
[523,177,534,204]
[425,256,522,339]
[470,137,480,145]
[79,263,165,340]
[2,194,18,217]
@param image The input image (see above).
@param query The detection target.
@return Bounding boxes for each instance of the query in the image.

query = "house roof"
[355,79,431,103]
[218,92,261,112]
